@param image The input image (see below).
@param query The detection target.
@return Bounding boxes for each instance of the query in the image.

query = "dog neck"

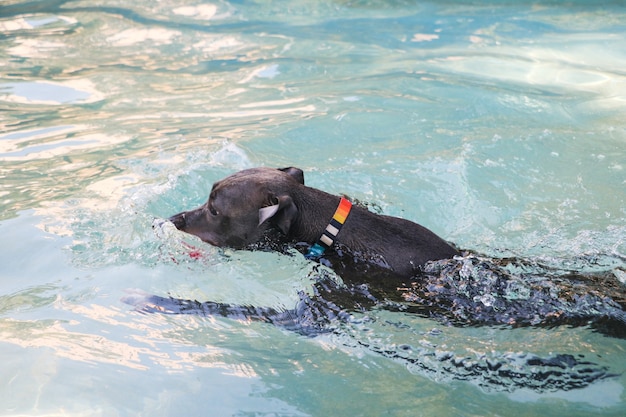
[288,186,374,256]
[289,188,399,276]
[305,197,352,259]
[288,187,347,242]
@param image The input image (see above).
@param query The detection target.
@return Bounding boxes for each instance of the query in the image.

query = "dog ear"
[258,195,298,235]
[258,204,280,226]
[279,167,305,185]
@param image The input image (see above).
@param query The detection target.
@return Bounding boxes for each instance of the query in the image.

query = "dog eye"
[206,202,218,216]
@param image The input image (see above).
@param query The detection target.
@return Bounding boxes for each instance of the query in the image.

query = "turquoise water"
[1,0,625,415]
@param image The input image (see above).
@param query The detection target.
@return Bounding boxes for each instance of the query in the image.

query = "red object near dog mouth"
[182,241,203,259]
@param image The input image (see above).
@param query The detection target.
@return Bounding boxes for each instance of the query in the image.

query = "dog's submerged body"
[165,167,625,335]
[130,166,626,392]
[169,167,460,278]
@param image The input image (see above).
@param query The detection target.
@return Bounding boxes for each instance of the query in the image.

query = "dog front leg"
[123,290,337,336]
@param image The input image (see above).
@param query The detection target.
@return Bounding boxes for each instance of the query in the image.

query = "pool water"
[1,0,625,415]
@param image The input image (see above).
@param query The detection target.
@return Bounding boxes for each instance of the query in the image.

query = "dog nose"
[168,212,187,230]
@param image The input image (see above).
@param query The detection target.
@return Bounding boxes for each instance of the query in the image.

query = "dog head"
[168,167,304,248]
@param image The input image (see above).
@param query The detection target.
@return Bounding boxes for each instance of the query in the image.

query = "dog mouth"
[168,211,187,230]
[152,214,221,247]
[195,233,221,247]
[164,211,250,249]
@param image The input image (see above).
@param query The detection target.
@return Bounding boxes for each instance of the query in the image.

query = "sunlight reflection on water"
[0,0,625,415]
[0,80,100,105]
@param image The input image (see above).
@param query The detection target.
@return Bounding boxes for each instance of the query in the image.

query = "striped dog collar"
[306,197,352,259]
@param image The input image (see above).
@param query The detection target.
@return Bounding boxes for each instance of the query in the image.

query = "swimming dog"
[168,166,460,278]
[128,166,625,392]
[164,167,624,335]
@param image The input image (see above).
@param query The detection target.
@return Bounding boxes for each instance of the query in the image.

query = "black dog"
[168,166,460,278]
[163,166,624,332]
[130,166,625,392]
